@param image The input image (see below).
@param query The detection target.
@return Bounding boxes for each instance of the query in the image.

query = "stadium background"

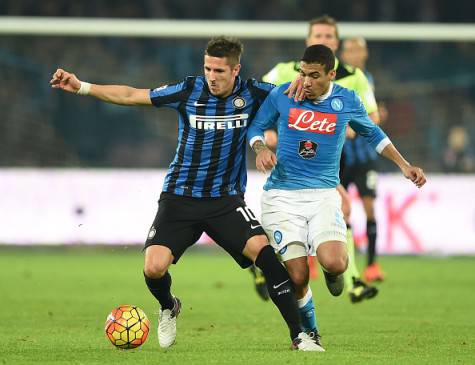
[0,1,474,364]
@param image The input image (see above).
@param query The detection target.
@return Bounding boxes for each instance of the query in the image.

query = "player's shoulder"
[332,83,360,104]
[245,78,275,92]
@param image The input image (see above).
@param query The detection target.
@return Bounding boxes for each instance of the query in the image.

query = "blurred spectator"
[442,126,475,173]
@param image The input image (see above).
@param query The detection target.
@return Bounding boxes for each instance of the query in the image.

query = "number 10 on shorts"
[236,206,258,222]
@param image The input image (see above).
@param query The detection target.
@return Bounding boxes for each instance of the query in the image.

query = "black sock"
[144,271,175,310]
[367,219,377,266]
[255,245,301,340]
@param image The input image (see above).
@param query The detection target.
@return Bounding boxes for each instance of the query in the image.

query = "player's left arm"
[349,94,426,188]
[379,143,426,188]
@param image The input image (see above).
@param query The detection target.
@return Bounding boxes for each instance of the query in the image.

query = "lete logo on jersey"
[288,108,337,134]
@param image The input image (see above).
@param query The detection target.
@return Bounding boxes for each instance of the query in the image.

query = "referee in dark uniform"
[50,36,322,351]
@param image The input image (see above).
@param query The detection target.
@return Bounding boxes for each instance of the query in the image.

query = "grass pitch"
[1,245,474,365]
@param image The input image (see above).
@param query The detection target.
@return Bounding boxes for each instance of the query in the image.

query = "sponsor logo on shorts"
[274,230,282,244]
[298,139,318,159]
[278,246,288,255]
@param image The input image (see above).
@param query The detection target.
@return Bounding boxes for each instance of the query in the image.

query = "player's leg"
[248,264,270,301]
[362,194,385,282]
[205,196,323,351]
[337,184,379,302]
[260,189,323,347]
[356,166,385,282]
[280,246,322,347]
[308,188,349,296]
[143,193,203,348]
[247,128,279,302]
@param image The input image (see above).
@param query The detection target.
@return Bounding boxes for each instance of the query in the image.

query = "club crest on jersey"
[288,108,337,134]
[298,140,318,159]
[331,98,343,111]
[232,96,246,109]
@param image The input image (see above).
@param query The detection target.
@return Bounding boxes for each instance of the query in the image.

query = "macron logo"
[189,114,249,130]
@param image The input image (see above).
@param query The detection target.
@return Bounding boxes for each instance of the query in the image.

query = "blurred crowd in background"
[1,0,474,172]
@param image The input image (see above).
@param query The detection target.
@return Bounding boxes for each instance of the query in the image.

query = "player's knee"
[321,256,348,275]
[243,235,269,262]
[286,263,309,289]
[143,264,168,279]
[143,245,173,278]
[289,270,309,289]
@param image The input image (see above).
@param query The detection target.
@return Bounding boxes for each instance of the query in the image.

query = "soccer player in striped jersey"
[50,36,323,351]
[340,37,387,282]
[248,44,426,346]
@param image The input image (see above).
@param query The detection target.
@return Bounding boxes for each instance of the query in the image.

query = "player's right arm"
[248,86,282,173]
[50,68,152,106]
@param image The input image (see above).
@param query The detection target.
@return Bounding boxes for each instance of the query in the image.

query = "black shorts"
[144,192,266,268]
[340,161,378,198]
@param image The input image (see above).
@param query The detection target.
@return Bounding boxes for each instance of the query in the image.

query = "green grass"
[0,246,474,365]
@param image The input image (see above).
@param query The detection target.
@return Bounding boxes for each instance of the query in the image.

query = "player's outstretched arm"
[252,140,277,173]
[50,68,151,106]
[381,143,427,188]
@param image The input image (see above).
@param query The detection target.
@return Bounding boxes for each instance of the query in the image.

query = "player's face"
[299,61,336,100]
[341,40,368,69]
[306,24,339,52]
[204,55,241,98]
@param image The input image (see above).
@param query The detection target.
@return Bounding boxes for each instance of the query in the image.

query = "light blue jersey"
[248,82,390,190]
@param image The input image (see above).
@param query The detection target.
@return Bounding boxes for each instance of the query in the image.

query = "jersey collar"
[313,82,334,104]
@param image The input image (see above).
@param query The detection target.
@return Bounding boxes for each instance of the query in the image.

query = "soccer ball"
[105,305,150,349]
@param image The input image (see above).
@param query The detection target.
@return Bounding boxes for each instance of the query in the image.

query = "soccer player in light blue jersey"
[248,44,426,344]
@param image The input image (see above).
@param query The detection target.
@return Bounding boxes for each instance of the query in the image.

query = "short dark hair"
[301,44,335,73]
[308,15,339,40]
[205,36,243,66]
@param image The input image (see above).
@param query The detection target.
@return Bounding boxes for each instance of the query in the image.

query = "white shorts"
[261,188,347,261]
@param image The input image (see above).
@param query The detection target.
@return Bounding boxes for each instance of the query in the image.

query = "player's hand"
[402,165,426,188]
[256,148,277,173]
[50,68,81,93]
[284,75,305,102]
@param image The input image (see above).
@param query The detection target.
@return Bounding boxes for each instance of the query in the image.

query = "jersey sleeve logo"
[288,108,337,134]
[298,140,318,159]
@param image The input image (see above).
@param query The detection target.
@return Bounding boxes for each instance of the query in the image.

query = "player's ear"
[329,69,336,80]
[232,63,241,77]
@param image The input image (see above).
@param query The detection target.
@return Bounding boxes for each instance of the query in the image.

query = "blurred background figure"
[442,126,475,173]
[340,37,386,283]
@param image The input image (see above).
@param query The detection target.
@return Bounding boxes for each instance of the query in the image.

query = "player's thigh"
[308,189,347,251]
[204,195,263,268]
[353,164,378,198]
[144,193,204,264]
[261,190,309,257]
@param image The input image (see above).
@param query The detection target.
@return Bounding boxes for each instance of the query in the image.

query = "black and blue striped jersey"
[150,76,273,198]
[342,69,378,167]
